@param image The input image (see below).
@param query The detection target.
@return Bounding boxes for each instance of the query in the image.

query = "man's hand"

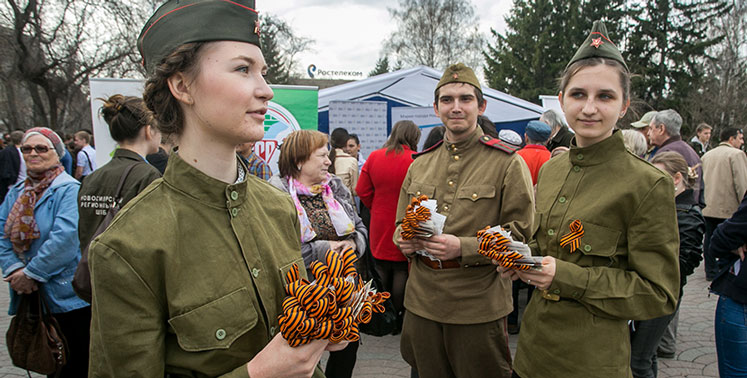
[246,334,328,378]
[420,234,462,260]
[734,245,746,261]
[3,269,38,294]
[396,237,423,257]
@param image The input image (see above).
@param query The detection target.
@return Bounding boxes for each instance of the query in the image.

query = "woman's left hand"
[3,269,38,294]
[501,256,557,290]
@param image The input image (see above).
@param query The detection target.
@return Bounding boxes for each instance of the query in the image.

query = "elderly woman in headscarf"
[0,127,90,377]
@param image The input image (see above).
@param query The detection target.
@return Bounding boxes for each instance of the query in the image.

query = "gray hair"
[540,109,566,131]
[652,109,682,137]
[621,129,647,157]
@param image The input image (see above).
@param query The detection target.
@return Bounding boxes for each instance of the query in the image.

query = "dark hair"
[423,126,445,150]
[559,57,630,103]
[434,84,485,108]
[719,127,743,143]
[143,42,207,136]
[328,127,349,174]
[383,120,421,154]
[278,130,328,179]
[477,115,499,138]
[651,151,698,189]
[99,94,155,142]
[347,134,360,146]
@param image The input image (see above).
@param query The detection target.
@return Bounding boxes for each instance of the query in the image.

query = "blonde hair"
[651,151,698,188]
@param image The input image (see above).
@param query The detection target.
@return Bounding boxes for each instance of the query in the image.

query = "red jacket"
[517,144,550,185]
[356,146,415,261]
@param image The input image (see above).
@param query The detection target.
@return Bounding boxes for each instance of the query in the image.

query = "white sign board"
[89,78,145,168]
[328,101,387,159]
[391,106,442,152]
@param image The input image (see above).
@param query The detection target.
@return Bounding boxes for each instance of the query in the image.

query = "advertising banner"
[89,79,317,174]
[390,106,442,152]
[329,101,387,160]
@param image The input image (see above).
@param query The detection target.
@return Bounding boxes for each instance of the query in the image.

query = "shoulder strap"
[412,139,444,159]
[114,164,137,203]
[479,135,520,154]
[81,149,93,171]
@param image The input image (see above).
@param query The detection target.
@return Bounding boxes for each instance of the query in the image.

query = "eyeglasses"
[20,145,51,154]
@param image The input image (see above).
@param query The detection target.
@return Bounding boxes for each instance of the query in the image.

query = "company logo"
[255,101,302,165]
[307,64,363,79]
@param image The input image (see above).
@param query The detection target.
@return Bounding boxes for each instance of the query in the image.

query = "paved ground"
[0,265,719,377]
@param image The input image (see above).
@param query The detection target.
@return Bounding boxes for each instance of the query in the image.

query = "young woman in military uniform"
[500,21,680,378]
[87,1,342,377]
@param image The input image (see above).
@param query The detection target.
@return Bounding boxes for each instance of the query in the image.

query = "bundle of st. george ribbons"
[278,248,390,347]
[476,225,543,270]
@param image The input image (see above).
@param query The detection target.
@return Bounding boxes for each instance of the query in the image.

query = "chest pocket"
[457,185,496,202]
[407,182,436,198]
[574,221,621,267]
[168,287,258,352]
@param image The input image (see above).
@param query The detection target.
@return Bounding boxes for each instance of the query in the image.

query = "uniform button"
[471,193,478,200]
[215,329,227,340]
[558,196,566,203]
[553,289,561,294]
[443,205,449,211]
[573,166,581,172]
[252,268,260,277]
[270,326,276,336]
[451,144,456,149]
[231,208,238,217]
[576,153,584,160]
[454,155,460,161]
[416,191,421,196]
[448,180,454,186]
[548,229,555,236]
[230,191,239,200]
[584,244,592,252]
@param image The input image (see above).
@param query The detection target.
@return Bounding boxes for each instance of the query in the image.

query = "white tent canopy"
[318,66,544,126]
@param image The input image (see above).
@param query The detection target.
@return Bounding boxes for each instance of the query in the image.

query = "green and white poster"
[259,85,318,173]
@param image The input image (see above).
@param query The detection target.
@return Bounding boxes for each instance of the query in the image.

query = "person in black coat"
[709,192,747,377]
[0,131,25,203]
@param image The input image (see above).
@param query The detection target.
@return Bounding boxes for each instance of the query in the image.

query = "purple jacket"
[652,135,704,206]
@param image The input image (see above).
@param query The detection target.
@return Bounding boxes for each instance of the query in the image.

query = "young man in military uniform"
[394,63,535,378]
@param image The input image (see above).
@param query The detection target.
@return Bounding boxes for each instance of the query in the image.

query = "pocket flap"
[457,185,496,202]
[576,221,620,257]
[407,182,436,198]
[168,287,258,352]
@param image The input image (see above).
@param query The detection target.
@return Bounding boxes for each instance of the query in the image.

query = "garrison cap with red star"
[435,63,482,94]
[138,0,262,75]
[567,20,628,71]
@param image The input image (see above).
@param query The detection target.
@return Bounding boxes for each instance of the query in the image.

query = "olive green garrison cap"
[567,20,628,71]
[138,0,261,75]
[436,63,482,94]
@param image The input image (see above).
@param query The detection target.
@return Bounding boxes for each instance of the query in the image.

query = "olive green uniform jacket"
[514,131,680,378]
[78,148,161,249]
[395,128,535,324]
[88,153,323,378]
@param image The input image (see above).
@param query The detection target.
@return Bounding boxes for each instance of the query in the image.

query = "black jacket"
[546,126,574,152]
[0,144,20,203]
[710,193,747,304]
[675,189,705,289]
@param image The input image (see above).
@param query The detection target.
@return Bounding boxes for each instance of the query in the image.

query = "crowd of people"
[0,1,744,378]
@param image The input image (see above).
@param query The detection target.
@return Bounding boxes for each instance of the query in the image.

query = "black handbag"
[6,290,68,375]
[357,250,398,337]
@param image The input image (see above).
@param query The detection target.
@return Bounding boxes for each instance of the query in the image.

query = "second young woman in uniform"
[501,21,680,378]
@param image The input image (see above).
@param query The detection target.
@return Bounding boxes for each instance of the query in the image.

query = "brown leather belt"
[418,255,461,269]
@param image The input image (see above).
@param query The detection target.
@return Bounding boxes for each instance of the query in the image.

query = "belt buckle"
[437,259,443,269]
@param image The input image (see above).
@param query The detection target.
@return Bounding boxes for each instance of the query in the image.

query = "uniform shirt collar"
[568,129,626,166]
[163,152,247,208]
[112,148,147,162]
[443,127,483,154]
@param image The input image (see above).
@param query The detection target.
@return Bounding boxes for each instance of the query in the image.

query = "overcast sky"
[260,0,512,79]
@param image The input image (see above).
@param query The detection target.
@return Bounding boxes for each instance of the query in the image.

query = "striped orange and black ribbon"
[559,220,584,253]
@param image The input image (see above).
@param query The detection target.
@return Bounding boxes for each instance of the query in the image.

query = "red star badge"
[590,38,603,49]
[452,73,459,79]
[254,20,261,37]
